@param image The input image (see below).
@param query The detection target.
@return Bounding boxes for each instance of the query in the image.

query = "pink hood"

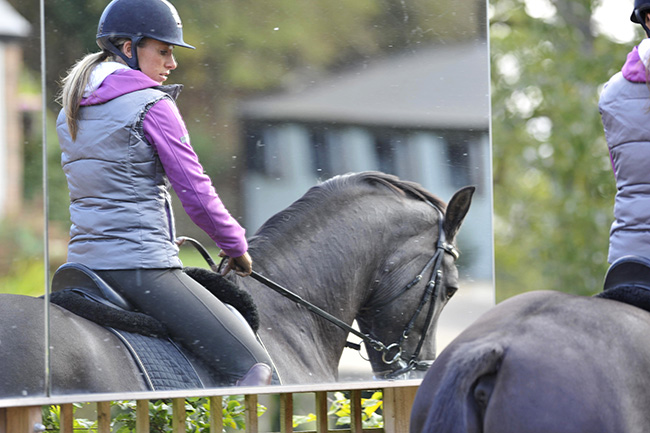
[81,64,160,105]
[622,46,647,83]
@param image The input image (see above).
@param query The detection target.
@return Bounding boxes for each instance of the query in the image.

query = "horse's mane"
[328,171,446,211]
[249,171,445,249]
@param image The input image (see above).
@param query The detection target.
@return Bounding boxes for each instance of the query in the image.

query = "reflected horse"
[410,289,650,433]
[0,172,474,396]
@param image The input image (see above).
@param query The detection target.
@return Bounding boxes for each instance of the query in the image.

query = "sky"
[593,0,637,43]
[525,0,638,44]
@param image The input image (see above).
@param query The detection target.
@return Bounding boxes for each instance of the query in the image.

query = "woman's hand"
[219,251,253,277]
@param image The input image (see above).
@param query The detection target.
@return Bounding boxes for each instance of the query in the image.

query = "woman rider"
[600,0,650,265]
[56,0,274,386]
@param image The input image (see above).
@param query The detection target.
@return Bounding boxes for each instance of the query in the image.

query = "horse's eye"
[446,286,458,300]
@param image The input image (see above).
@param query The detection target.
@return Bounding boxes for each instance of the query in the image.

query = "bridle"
[359,203,459,379]
[177,203,458,379]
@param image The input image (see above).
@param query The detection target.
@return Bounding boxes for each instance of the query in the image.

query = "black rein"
[176,236,392,356]
[177,202,458,380]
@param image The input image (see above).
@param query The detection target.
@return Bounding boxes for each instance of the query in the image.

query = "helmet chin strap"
[105,37,142,70]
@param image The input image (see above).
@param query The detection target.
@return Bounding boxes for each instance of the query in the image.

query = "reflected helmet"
[632,0,650,36]
[632,0,650,23]
[96,0,195,69]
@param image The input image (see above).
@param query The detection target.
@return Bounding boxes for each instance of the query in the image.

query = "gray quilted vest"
[600,72,650,263]
[57,86,183,270]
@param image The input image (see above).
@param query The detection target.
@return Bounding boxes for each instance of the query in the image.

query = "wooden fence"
[0,380,420,433]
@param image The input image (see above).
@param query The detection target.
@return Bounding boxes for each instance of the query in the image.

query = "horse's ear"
[443,186,475,241]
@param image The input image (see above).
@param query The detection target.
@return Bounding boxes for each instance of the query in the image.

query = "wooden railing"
[0,380,420,433]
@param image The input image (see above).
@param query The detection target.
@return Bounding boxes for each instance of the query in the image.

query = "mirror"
[2,0,492,399]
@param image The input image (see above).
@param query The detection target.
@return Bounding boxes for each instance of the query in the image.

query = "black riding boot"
[236,363,273,386]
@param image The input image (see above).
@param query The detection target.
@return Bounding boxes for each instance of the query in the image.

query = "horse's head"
[246,171,475,384]
[355,184,475,380]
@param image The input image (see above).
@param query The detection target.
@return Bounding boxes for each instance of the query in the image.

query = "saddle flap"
[52,263,132,310]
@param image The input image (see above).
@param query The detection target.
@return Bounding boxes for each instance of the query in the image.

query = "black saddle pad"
[595,286,650,313]
[50,290,203,390]
[109,328,203,391]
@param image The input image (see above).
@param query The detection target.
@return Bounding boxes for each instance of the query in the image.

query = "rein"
[178,202,458,379]
[176,237,393,357]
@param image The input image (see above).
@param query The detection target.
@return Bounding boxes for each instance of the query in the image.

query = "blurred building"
[238,41,492,280]
[0,0,30,218]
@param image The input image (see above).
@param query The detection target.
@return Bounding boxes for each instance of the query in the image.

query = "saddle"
[597,255,650,313]
[50,262,260,390]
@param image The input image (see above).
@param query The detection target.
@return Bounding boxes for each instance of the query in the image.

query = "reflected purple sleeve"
[143,98,248,257]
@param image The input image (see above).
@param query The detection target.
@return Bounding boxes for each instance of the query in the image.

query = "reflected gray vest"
[57,87,183,270]
[600,72,650,263]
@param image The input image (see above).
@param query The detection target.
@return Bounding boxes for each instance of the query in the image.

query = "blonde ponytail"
[58,51,110,140]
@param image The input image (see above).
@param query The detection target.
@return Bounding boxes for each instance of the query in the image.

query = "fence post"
[315,391,328,433]
[96,401,110,433]
[350,389,363,433]
[279,393,293,433]
[136,400,149,433]
[244,394,259,433]
[0,406,41,433]
[60,404,74,433]
[210,396,223,433]
[382,385,418,433]
[172,399,186,433]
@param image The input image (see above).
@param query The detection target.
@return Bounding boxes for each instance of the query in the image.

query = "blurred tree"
[9,0,484,231]
[490,0,638,299]
[10,0,481,117]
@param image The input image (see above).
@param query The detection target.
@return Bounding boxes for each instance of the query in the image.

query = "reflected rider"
[600,0,650,265]
[56,0,273,386]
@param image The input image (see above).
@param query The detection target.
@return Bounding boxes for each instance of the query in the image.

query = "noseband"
[363,204,459,379]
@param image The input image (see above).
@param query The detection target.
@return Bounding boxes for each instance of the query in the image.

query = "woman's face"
[124,38,178,84]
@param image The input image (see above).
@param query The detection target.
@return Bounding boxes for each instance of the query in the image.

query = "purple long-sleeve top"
[80,66,248,257]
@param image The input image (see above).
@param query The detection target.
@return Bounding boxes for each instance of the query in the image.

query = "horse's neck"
[237,274,346,382]
[240,243,366,379]
[245,202,420,323]
[247,238,377,316]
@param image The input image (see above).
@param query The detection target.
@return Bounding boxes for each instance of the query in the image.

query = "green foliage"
[0,259,45,296]
[112,400,180,433]
[293,391,384,430]
[490,0,639,300]
[41,394,384,432]
[7,0,484,245]
[41,403,95,432]
[41,397,267,433]
[9,0,479,119]
[0,210,46,296]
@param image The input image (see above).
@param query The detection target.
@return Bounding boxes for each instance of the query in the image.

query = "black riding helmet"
[632,0,650,37]
[96,0,195,70]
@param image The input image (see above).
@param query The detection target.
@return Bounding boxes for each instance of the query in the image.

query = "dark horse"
[410,287,650,432]
[0,172,474,396]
